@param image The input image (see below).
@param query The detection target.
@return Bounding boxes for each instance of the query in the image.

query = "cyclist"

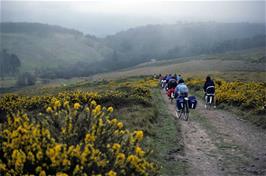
[176,74,182,82]
[203,76,216,108]
[175,79,189,97]
[165,74,172,83]
[163,74,172,91]
[167,76,178,99]
[174,79,189,111]
[161,74,167,89]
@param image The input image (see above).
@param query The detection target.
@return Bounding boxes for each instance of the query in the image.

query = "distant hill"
[0,22,265,78]
[0,22,113,70]
[104,22,266,64]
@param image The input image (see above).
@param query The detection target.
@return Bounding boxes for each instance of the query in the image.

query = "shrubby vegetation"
[187,78,266,112]
[0,101,158,175]
[187,78,266,127]
[0,78,160,175]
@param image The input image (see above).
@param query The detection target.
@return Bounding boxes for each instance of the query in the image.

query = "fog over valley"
[2,1,265,36]
[0,0,265,79]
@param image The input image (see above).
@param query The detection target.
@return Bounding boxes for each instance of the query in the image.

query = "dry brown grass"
[90,59,266,82]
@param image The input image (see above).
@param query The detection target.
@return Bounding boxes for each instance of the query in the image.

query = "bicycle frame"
[176,96,189,121]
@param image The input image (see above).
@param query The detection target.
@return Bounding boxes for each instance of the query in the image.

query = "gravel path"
[161,90,266,176]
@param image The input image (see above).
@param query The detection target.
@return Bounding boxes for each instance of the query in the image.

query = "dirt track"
[161,90,266,176]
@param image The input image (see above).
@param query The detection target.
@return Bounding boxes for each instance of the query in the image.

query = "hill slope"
[105,22,266,63]
[0,22,265,76]
[0,22,113,70]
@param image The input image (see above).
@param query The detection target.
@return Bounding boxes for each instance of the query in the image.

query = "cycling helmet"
[206,76,211,81]
[178,79,184,84]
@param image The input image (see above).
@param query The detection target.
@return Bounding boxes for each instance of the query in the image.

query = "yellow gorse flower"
[135,146,145,157]
[63,101,69,107]
[117,122,123,129]
[107,170,117,176]
[39,170,46,176]
[74,103,81,110]
[12,149,26,169]
[46,107,52,113]
[54,100,61,108]
[90,100,97,107]
[107,107,113,113]
[127,155,138,165]
[134,130,144,141]
[95,105,101,112]
[56,172,68,176]
[85,133,95,143]
[116,153,125,165]
[112,143,121,152]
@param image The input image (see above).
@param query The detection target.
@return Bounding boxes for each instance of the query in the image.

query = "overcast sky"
[1,0,265,36]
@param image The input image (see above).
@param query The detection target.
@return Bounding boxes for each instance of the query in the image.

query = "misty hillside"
[0,22,265,78]
[105,22,266,63]
[0,23,113,70]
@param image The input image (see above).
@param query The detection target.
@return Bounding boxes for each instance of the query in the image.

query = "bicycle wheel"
[207,102,211,110]
[183,101,189,121]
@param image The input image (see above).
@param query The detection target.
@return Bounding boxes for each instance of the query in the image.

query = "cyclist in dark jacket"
[165,74,172,83]
[203,76,216,108]
[167,76,177,98]
[168,76,178,89]
[203,76,215,94]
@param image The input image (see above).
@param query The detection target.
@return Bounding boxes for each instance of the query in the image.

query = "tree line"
[0,50,37,87]
[0,49,21,80]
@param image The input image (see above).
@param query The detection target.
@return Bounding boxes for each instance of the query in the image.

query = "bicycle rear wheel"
[183,101,189,121]
[207,103,211,110]
[175,109,182,119]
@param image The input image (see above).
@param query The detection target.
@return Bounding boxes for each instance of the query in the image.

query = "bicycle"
[205,93,215,110]
[204,85,215,110]
[175,95,189,121]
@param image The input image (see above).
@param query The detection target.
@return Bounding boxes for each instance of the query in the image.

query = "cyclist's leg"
[213,95,216,108]
[204,94,208,108]
[175,100,182,119]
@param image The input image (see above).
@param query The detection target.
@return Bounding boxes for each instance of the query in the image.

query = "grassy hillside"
[1,22,265,75]
[0,23,113,70]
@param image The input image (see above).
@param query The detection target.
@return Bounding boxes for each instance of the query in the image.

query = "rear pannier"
[176,96,185,110]
[188,96,197,109]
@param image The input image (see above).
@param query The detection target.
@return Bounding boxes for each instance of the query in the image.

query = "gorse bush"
[0,100,159,175]
[0,79,158,116]
[187,78,266,112]
[215,81,266,111]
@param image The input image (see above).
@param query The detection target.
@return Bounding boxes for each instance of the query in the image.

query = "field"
[0,47,266,175]
[88,47,266,82]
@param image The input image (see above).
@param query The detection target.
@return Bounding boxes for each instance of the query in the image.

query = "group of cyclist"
[158,73,216,110]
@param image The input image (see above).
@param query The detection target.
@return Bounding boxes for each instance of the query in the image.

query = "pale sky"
[1,0,265,36]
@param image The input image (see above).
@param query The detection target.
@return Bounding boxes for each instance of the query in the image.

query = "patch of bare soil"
[161,90,223,176]
[161,90,266,176]
[196,101,266,175]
